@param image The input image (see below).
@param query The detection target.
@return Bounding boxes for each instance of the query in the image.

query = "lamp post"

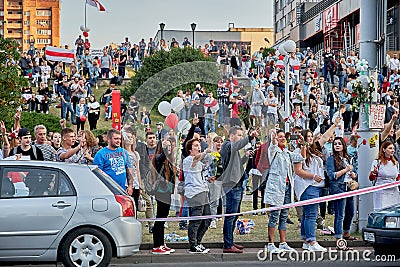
[191,22,197,47]
[159,22,165,41]
[279,40,297,133]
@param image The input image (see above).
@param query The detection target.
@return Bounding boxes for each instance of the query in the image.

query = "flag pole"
[84,0,87,28]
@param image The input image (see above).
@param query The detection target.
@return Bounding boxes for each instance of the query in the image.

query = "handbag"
[137,194,146,212]
[177,181,185,196]
[259,152,277,189]
[347,179,359,191]
[143,168,166,196]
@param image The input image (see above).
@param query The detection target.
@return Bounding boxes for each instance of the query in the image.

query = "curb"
[139,240,370,250]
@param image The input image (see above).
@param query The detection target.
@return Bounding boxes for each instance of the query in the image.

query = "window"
[36,38,51,44]
[36,10,51,16]
[37,20,51,26]
[24,30,29,35]
[37,29,51,35]
[0,167,75,198]
[24,11,30,16]
[0,11,4,16]
[24,20,30,26]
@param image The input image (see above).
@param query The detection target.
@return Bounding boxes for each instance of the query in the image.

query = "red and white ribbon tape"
[138,181,400,222]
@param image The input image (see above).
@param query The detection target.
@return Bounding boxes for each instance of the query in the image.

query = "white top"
[266,97,278,115]
[370,159,399,186]
[332,111,344,137]
[183,154,211,199]
[128,151,141,189]
[293,148,325,199]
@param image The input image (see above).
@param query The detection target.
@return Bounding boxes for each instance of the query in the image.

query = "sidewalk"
[113,243,372,264]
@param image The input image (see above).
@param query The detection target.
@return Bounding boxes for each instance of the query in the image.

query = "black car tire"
[60,227,112,267]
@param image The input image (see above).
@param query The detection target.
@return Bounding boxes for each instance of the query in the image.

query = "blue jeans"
[204,113,215,135]
[133,60,141,71]
[218,104,227,125]
[101,68,110,78]
[300,185,321,242]
[268,184,291,230]
[338,75,345,91]
[223,186,243,249]
[61,101,75,124]
[332,183,354,238]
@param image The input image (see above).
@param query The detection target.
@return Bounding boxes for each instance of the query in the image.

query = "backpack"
[13,146,38,160]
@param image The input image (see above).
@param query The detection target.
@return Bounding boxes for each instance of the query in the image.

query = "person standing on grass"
[183,138,213,254]
[221,126,258,253]
[150,139,176,255]
[263,129,302,254]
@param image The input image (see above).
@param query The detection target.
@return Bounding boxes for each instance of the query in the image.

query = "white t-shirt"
[266,97,278,116]
[293,150,325,200]
[183,154,211,199]
[332,111,344,137]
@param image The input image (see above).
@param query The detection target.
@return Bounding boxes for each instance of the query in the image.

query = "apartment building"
[0,0,60,51]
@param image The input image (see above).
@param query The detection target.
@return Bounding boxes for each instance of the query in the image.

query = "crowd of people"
[5,36,400,256]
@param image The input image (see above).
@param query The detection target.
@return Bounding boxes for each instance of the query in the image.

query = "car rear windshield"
[92,168,128,196]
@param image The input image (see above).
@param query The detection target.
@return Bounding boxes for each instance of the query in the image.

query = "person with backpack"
[8,128,44,161]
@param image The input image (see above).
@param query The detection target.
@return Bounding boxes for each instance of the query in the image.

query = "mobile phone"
[290,134,300,141]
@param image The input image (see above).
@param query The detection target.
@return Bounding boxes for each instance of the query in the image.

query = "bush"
[20,112,63,133]
[123,47,220,112]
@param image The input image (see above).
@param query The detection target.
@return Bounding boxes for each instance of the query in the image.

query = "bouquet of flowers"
[209,151,221,177]
[351,77,375,111]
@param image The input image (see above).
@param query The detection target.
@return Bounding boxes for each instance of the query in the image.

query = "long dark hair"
[300,129,323,166]
[332,137,350,171]
[151,140,176,182]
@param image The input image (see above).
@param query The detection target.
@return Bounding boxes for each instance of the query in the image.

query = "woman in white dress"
[369,141,400,210]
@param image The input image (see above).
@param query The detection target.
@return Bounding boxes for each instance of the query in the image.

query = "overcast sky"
[60,0,274,48]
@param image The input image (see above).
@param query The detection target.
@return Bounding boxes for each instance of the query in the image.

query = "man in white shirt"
[264,89,278,127]
[332,104,346,137]
[389,53,400,73]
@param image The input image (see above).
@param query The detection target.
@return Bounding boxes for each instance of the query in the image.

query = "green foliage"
[20,112,63,133]
[0,38,29,128]
[262,47,275,59]
[123,47,220,112]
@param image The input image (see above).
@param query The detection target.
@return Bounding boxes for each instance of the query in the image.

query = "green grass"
[137,198,361,244]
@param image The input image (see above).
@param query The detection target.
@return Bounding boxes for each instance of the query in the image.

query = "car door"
[0,166,77,258]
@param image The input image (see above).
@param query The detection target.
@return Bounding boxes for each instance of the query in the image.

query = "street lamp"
[159,22,165,40]
[278,40,296,133]
[190,22,197,47]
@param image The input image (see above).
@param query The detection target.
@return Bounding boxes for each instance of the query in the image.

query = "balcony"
[7,4,22,10]
[6,23,22,29]
[6,32,22,38]
[6,14,23,20]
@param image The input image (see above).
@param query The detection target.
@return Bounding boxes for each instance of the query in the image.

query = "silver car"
[0,161,142,266]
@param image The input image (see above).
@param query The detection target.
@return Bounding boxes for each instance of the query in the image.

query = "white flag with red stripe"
[86,0,106,12]
[45,46,75,63]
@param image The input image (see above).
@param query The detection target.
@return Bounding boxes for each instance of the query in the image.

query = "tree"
[0,38,28,128]
[124,47,220,110]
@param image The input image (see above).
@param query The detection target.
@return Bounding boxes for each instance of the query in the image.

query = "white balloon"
[171,97,185,112]
[177,119,191,132]
[278,44,288,56]
[84,27,91,32]
[80,25,85,31]
[283,40,296,53]
[158,101,172,116]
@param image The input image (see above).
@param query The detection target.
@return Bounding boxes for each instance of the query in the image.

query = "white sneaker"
[279,242,295,252]
[265,243,280,254]
[198,244,210,253]
[209,220,217,229]
[302,243,309,250]
[308,242,327,252]
[164,222,168,229]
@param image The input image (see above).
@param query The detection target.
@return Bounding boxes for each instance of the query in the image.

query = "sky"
[60,0,274,48]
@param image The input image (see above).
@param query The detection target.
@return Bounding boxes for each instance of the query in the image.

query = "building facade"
[0,0,60,51]
[154,27,274,55]
[274,0,398,65]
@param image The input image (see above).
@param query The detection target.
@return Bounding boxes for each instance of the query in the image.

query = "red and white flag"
[45,46,75,63]
[86,0,106,12]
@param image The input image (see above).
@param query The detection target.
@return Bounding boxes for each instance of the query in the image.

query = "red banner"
[111,90,121,130]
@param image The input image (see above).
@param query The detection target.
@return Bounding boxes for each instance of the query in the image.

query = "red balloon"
[83,31,89,38]
[165,113,179,129]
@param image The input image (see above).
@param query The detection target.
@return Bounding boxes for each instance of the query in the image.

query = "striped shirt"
[35,143,56,161]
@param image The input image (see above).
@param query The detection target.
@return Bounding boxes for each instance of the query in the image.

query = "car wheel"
[60,227,112,267]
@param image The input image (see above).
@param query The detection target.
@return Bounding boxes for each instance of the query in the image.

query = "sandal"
[343,235,358,241]
[336,246,353,251]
